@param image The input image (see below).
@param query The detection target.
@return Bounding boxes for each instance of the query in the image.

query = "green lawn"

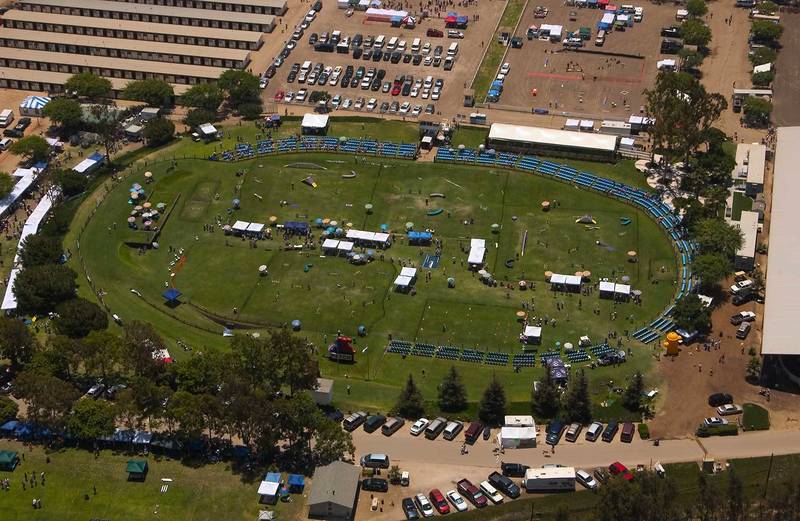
[67,122,677,417]
[0,441,304,521]
[452,125,491,149]
[471,0,527,100]
[731,191,754,221]
[742,403,770,431]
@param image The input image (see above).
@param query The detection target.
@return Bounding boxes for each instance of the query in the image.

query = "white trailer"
[524,467,576,492]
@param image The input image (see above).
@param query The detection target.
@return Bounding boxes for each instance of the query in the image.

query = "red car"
[608,461,634,482]
[457,479,487,508]
[430,488,450,514]
[391,85,401,96]
[274,90,285,101]
[426,28,444,37]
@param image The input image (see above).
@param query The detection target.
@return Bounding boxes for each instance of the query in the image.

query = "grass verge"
[471,0,527,100]
[742,403,770,431]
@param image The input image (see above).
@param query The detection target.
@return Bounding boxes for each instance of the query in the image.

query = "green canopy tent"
[126,460,149,481]
[0,450,19,471]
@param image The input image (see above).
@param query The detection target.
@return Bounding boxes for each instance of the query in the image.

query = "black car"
[402,497,420,520]
[309,33,318,45]
[352,47,363,59]
[412,54,423,65]
[546,420,565,445]
[708,393,734,407]
[382,50,391,61]
[353,33,363,47]
[313,0,322,11]
[401,82,412,96]
[371,78,381,91]
[362,49,373,60]
[500,462,529,478]
[3,128,22,138]
[511,37,524,48]
[362,478,389,492]
[16,117,31,131]
[350,76,360,88]
[315,43,334,53]
[660,38,683,54]
[488,471,521,498]
[482,425,492,440]
[265,66,277,78]
[376,68,386,80]
[372,50,382,61]
[425,103,435,114]
[391,51,402,64]
[661,26,682,38]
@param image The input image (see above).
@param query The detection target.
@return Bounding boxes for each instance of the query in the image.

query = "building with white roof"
[734,211,759,271]
[487,123,618,161]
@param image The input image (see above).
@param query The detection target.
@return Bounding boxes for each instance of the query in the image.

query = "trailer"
[524,467,576,492]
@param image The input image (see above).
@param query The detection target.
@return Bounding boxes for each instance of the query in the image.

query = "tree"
[0,172,11,199]
[532,365,560,418]
[561,369,591,424]
[14,371,79,429]
[55,297,108,338]
[622,373,645,413]
[142,117,175,148]
[394,374,425,418]
[121,321,166,378]
[749,46,777,66]
[81,330,123,379]
[312,417,355,465]
[9,135,50,162]
[750,268,765,294]
[42,97,83,131]
[438,366,468,412]
[681,19,712,47]
[744,96,773,127]
[218,69,260,108]
[679,48,705,71]
[644,72,726,163]
[184,108,217,129]
[67,398,116,442]
[751,20,783,45]
[478,376,506,426]
[122,79,175,107]
[177,349,226,395]
[0,396,18,422]
[686,0,708,18]
[673,294,712,334]
[54,168,89,197]
[0,316,39,367]
[692,253,734,291]
[752,71,775,87]
[693,218,743,260]
[180,83,224,112]
[13,264,77,315]
[65,72,112,101]
[756,1,778,14]
[746,356,762,381]
[238,102,264,120]
[19,234,63,268]
[87,104,123,161]
[166,390,208,440]
[725,470,748,521]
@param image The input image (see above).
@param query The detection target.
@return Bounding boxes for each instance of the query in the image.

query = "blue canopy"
[88,152,105,162]
[270,114,281,122]
[288,474,305,487]
[0,420,19,432]
[408,231,433,242]
[14,424,32,437]
[284,221,309,233]
[265,472,282,484]
[162,288,182,301]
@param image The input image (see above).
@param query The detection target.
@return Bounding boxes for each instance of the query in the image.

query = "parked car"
[717,404,743,416]
[426,28,444,37]
[360,453,390,469]
[501,462,529,478]
[87,382,105,399]
[593,467,610,484]
[488,471,521,498]
[704,417,728,427]
[608,462,634,481]
[482,426,492,440]
[457,479,487,508]
[730,311,757,325]
[429,489,450,514]
[479,481,504,504]
[362,478,389,492]
[708,393,734,407]
[446,489,468,512]
[363,414,386,433]
[414,493,435,517]
[576,469,599,490]
[602,420,619,442]
[586,421,604,441]
[546,420,565,445]
[661,26,682,38]
[410,418,429,436]
[402,497,420,520]
[736,322,752,339]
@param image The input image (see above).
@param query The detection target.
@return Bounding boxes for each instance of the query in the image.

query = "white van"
[300,60,312,72]
[0,137,12,151]
[387,36,398,50]
[374,34,386,48]
[595,29,606,46]
[633,7,644,22]
[0,109,13,128]
[479,481,504,504]
[447,42,459,56]
[411,37,421,52]
[442,420,463,441]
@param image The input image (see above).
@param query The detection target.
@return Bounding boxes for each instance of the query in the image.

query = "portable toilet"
[663,331,680,356]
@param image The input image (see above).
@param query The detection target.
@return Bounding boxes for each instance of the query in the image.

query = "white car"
[500,62,511,75]
[414,493,435,517]
[366,98,377,111]
[410,418,429,436]
[354,97,365,110]
[410,86,419,97]
[286,40,296,50]
[496,73,506,82]
[431,87,441,100]
[421,88,430,99]
[411,104,422,117]
[284,91,295,103]
[704,417,729,427]
[576,469,598,490]
[305,9,316,22]
[331,95,341,109]
[341,98,353,110]
[448,30,465,39]
[479,481,504,504]
[295,89,307,102]
[446,490,468,512]
[399,102,411,114]
[717,404,743,416]
[422,42,431,55]
[259,78,268,89]
[423,56,433,66]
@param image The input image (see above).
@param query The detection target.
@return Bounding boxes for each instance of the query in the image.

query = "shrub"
[696,424,739,437]
[638,423,650,440]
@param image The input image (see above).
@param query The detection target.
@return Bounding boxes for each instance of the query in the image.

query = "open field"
[70,121,677,416]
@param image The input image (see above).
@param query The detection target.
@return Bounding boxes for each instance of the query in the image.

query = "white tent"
[232,220,250,234]
[301,113,329,133]
[565,275,582,287]
[579,120,594,132]
[400,267,417,279]
[246,222,265,234]
[257,481,279,504]
[753,63,772,74]
[337,241,354,253]
[322,238,339,252]
[394,275,414,287]
[72,157,100,174]
[498,426,537,448]
[564,119,580,131]
[599,281,616,295]
[505,415,534,427]
[550,273,567,285]
[198,123,218,138]
[657,59,677,71]
[522,325,542,344]
[468,238,487,267]
[615,284,631,297]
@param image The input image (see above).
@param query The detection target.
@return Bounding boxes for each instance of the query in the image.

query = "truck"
[524,467,576,492]
[488,471,521,498]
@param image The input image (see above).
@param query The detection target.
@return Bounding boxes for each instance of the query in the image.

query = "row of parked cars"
[546,419,637,445]
[260,0,324,87]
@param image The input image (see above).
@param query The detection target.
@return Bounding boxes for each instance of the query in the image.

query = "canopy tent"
[599,281,616,295]
[72,152,106,174]
[322,238,340,252]
[565,275,582,287]
[126,460,149,480]
[0,420,20,433]
[547,358,568,382]
[564,118,580,131]
[287,473,305,493]
[753,62,772,74]
[257,480,280,504]
[257,511,277,521]
[246,222,265,235]
[301,114,329,134]
[550,273,567,285]
[337,240,354,253]
[162,288,182,301]
[198,123,218,137]
[400,267,418,279]
[19,95,50,116]
[345,228,391,247]
[265,472,282,484]
[284,221,310,235]
[232,220,250,234]
[468,238,487,267]
[599,281,631,300]
[0,450,19,471]
[394,275,414,287]
[408,230,433,244]
[498,426,537,449]
[152,348,173,364]
[522,325,542,344]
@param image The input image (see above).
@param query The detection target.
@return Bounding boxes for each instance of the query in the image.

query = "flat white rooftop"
[488,123,618,152]
[735,210,759,261]
[761,127,800,355]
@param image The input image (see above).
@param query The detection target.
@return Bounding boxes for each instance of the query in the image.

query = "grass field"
[470,0,528,100]
[731,191,754,221]
[742,403,770,431]
[68,122,677,417]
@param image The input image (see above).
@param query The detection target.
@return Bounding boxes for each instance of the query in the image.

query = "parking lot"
[495,0,686,119]
[260,1,504,117]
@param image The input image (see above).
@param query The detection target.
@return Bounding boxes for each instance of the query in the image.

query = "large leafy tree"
[680,19,712,47]
[0,396,18,422]
[692,218,743,260]
[42,97,83,131]
[185,108,217,128]
[478,376,507,426]
[14,371,79,429]
[644,72,726,164]
[744,97,773,128]
[177,349,226,395]
[674,294,712,334]
[313,416,356,465]
[67,398,116,442]
[19,234,63,268]
[692,253,734,291]
[87,104,122,161]
[9,135,50,162]
[13,264,78,315]
[180,83,224,112]
[142,117,175,148]
[622,373,645,413]
[561,369,591,424]
[122,79,175,107]
[81,330,123,379]
[218,69,260,109]
[65,72,112,101]
[751,20,783,45]
[0,172,11,199]
[54,168,89,197]
[55,297,108,338]
[121,321,166,379]
[532,365,560,418]
[686,0,707,17]
[438,366,468,412]
[394,374,425,419]
[0,316,39,367]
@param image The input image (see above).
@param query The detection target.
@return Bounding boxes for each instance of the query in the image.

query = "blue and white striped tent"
[19,96,51,116]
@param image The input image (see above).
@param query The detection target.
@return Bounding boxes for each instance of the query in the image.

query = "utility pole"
[763,452,774,499]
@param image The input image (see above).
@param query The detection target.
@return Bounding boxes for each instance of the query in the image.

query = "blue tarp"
[408,231,432,242]
[288,474,305,492]
[13,424,32,437]
[88,152,105,162]
[284,221,309,234]
[0,420,19,432]
[162,288,182,301]
[265,472,282,484]
[33,161,48,170]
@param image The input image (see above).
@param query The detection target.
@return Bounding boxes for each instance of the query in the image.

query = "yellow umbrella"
[142,202,152,209]
[544,270,553,280]
[130,192,139,200]
[515,311,526,318]
[144,171,153,178]
[583,270,591,278]
[269,215,278,223]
